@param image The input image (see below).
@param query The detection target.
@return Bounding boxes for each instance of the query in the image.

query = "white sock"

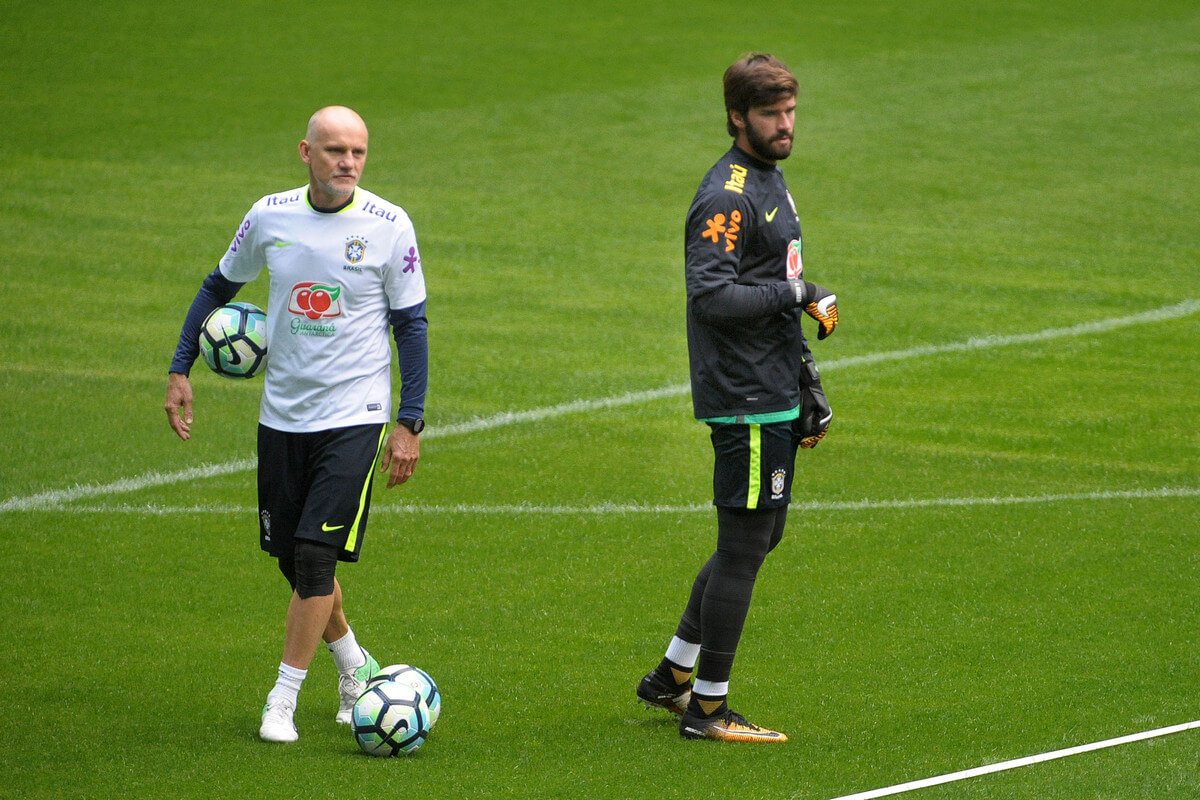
[266,662,307,707]
[665,636,701,669]
[327,628,366,675]
[693,679,730,698]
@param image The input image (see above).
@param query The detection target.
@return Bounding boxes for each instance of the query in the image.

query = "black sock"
[687,691,728,718]
[656,658,694,686]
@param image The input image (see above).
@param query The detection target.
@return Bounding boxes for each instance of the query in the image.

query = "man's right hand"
[165,372,195,440]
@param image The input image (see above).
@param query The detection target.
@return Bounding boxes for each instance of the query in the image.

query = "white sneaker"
[259,698,298,743]
[335,648,380,724]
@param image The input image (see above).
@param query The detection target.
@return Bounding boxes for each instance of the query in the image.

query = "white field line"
[0,459,257,513]
[1,299,1196,513]
[822,719,1200,800]
[825,298,1199,371]
[21,485,1200,516]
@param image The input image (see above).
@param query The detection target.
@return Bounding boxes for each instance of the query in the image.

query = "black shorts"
[257,423,388,563]
[709,421,798,510]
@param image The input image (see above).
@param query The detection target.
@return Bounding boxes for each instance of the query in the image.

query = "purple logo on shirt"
[403,247,421,273]
[229,219,251,253]
[266,192,302,207]
[362,201,398,223]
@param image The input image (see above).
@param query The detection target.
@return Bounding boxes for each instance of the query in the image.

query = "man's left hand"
[805,294,839,340]
[380,425,420,488]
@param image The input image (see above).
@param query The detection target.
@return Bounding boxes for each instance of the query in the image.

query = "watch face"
[403,418,425,434]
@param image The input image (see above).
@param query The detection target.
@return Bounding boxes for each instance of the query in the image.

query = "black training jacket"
[685,145,811,421]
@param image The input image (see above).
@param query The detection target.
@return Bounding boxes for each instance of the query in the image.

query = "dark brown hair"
[723,53,799,136]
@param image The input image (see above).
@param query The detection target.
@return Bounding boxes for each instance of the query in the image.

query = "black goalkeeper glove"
[794,360,832,449]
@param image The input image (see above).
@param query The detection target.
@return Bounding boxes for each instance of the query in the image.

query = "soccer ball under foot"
[368,664,441,727]
[351,679,431,756]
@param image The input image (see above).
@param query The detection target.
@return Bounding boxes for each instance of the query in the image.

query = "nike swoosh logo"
[274,240,292,248]
[321,522,345,532]
[765,207,778,222]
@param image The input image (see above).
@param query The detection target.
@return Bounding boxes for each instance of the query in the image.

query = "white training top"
[218,186,426,433]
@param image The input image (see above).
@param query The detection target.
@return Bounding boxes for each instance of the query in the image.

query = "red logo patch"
[288,282,343,320]
[786,240,803,279]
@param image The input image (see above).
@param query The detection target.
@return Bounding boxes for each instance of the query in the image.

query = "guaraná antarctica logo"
[287,281,343,337]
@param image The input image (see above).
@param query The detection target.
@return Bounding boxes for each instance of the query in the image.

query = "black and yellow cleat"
[680,705,788,743]
[637,669,693,716]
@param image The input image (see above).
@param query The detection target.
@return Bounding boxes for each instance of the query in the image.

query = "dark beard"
[745,124,792,162]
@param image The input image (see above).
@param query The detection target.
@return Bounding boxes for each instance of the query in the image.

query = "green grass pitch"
[1,1,1197,798]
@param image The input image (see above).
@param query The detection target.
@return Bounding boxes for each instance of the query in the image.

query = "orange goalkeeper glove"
[804,293,838,340]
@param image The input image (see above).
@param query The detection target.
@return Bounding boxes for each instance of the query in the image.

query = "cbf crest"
[786,239,803,279]
[770,468,788,501]
[345,237,367,264]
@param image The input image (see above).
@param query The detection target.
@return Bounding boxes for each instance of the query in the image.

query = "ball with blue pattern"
[368,664,441,727]
[198,302,267,379]
[352,679,431,757]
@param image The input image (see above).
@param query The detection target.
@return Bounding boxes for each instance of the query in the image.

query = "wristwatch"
[397,418,425,435]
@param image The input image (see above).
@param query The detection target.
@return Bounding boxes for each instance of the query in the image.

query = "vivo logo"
[229,219,251,253]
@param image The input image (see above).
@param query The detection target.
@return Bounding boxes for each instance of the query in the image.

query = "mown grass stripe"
[1,300,1194,513]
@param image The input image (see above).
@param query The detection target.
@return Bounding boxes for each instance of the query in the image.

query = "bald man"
[166,106,430,743]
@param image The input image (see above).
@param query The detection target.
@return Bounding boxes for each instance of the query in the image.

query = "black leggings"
[674,506,787,684]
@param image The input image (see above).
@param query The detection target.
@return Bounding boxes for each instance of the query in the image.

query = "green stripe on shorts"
[746,424,762,510]
[344,424,388,553]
